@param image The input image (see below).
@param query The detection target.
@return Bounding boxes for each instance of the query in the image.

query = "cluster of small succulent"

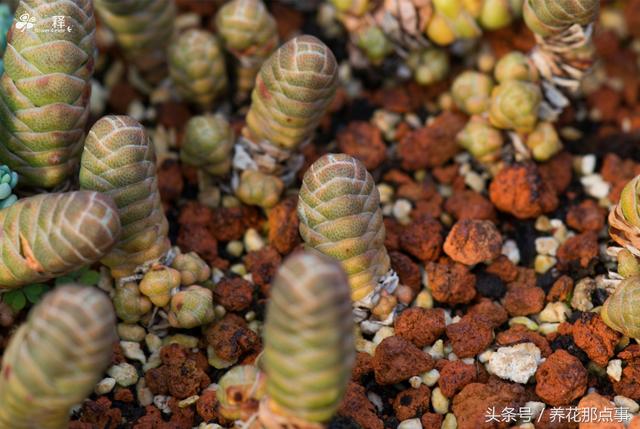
[0,165,18,209]
[0,3,11,74]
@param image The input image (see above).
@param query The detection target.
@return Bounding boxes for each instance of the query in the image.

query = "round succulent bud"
[601,276,640,339]
[407,48,450,86]
[181,114,235,177]
[217,365,266,421]
[260,252,354,425]
[494,51,539,83]
[355,26,393,65]
[80,115,170,279]
[244,35,338,151]
[524,0,599,37]
[236,170,285,209]
[479,0,523,30]
[168,285,215,329]
[617,249,640,279]
[0,0,96,188]
[619,176,640,228]
[113,282,152,323]
[298,153,390,302]
[168,29,227,109]
[139,266,181,307]
[489,80,542,133]
[451,71,494,115]
[0,285,116,428]
[0,165,18,209]
[426,0,482,46]
[526,122,562,162]
[456,116,504,163]
[171,252,211,286]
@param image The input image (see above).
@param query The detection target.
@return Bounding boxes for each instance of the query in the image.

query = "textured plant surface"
[217,364,266,421]
[298,153,390,302]
[0,164,18,208]
[79,115,169,279]
[609,175,640,257]
[523,0,599,36]
[0,3,11,74]
[180,114,234,176]
[0,285,116,428]
[0,191,120,289]
[259,251,354,426]
[215,0,278,102]
[168,29,227,109]
[601,276,640,339]
[167,285,215,328]
[0,0,95,188]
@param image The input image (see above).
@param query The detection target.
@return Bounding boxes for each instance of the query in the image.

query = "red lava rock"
[156,101,191,131]
[393,385,431,421]
[576,392,624,429]
[602,153,640,203]
[556,231,599,270]
[496,324,553,357]
[452,379,525,429]
[244,246,282,293]
[538,151,574,195]
[396,177,440,202]
[212,278,254,312]
[485,255,519,283]
[626,0,640,38]
[412,198,444,221]
[613,346,640,400]
[196,389,219,422]
[147,345,210,400]
[107,81,139,115]
[433,164,459,184]
[352,352,373,381]
[177,223,218,266]
[438,360,480,398]
[507,267,537,290]
[179,201,213,226]
[372,336,434,385]
[210,206,262,242]
[267,196,300,254]
[204,314,261,362]
[337,121,386,170]
[399,216,443,262]
[421,413,444,429]
[467,298,509,329]
[572,313,621,367]
[389,251,421,294]
[157,159,184,206]
[444,219,503,265]
[165,359,210,400]
[78,397,122,429]
[114,387,134,402]
[397,111,466,170]
[502,286,545,316]
[446,315,494,358]
[587,86,622,123]
[535,350,588,406]
[445,190,496,221]
[384,218,402,251]
[338,382,384,429]
[547,275,574,302]
[489,163,558,219]
[394,307,445,348]
[566,199,606,233]
[167,397,195,428]
[426,258,477,305]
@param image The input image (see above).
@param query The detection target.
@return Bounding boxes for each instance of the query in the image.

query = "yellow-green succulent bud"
[113,282,152,323]
[524,0,599,37]
[298,153,390,302]
[0,285,116,428]
[617,249,640,279]
[259,251,354,425]
[0,0,96,189]
[217,364,267,421]
[427,0,482,46]
[451,71,494,115]
[0,165,18,209]
[80,115,170,279]
[168,285,215,329]
[479,0,523,30]
[601,276,640,339]
[494,51,539,83]
[407,48,450,86]
[456,116,504,162]
[619,176,640,228]
[181,114,235,177]
[236,169,285,210]
[171,252,211,286]
[215,0,278,102]
[489,80,542,133]
[356,26,393,65]
[331,0,370,15]
[139,266,181,307]
[526,121,562,161]
[168,29,227,109]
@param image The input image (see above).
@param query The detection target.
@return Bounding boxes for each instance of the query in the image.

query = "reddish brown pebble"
[467,298,509,329]
[489,163,558,219]
[446,315,494,358]
[445,190,496,221]
[452,379,525,429]
[178,201,213,227]
[267,196,300,254]
[204,314,261,362]
[438,360,480,398]
[177,223,218,266]
[390,251,421,295]
[244,246,282,293]
[502,286,545,316]
[210,206,262,242]
[535,350,588,406]
[337,121,386,170]
[496,324,552,357]
[577,392,624,429]
[399,216,443,262]
[394,307,445,348]
[166,358,210,399]
[393,385,431,421]
[114,387,134,402]
[547,275,574,302]
[372,336,434,385]
[613,346,640,400]
[538,151,573,195]
[107,82,139,115]
[212,278,254,312]
[426,259,477,305]
[486,255,519,283]
[352,352,373,381]
[157,159,184,205]
[566,200,606,232]
[78,397,122,429]
[156,101,191,130]
[444,219,503,265]
[338,382,384,429]
[557,231,599,269]
[196,389,219,422]
[572,313,621,367]
[421,413,444,429]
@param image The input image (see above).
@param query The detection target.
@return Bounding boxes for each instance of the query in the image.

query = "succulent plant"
[523,0,599,37]
[139,265,181,307]
[0,3,11,74]
[0,191,120,289]
[168,285,215,329]
[298,153,390,303]
[355,25,393,65]
[171,252,211,286]
[0,0,95,189]
[94,0,175,83]
[610,175,640,256]
[0,164,18,209]
[236,170,284,210]
[494,51,539,83]
[80,115,170,279]
[407,47,450,86]
[525,121,562,161]
[456,116,504,163]
[180,114,235,177]
[601,276,640,339]
[0,285,116,428]
[617,249,640,279]
[217,364,266,421]
[426,0,482,46]
[478,0,523,30]
[215,0,278,102]
[258,251,354,426]
[168,29,227,109]
[489,80,542,133]
[113,281,152,323]
[451,71,494,115]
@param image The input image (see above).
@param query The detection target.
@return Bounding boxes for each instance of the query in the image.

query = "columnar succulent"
[256,251,354,427]
[215,0,278,103]
[0,0,95,189]
[0,191,121,289]
[0,285,116,428]
[180,114,235,177]
[79,115,170,279]
[168,29,227,109]
[235,35,338,208]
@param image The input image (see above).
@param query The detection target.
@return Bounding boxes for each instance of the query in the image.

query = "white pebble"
[426,339,445,360]
[367,391,384,413]
[534,255,557,274]
[580,155,597,176]
[486,343,542,384]
[525,401,546,420]
[538,302,571,323]
[121,341,146,365]
[243,228,265,253]
[478,350,495,363]
[421,369,440,386]
[431,387,449,414]
[108,363,139,387]
[127,100,145,122]
[464,171,486,193]
[535,237,559,256]
[117,323,146,342]
[226,240,244,257]
[502,240,521,265]
[372,327,395,345]
[409,375,423,389]
[153,395,172,414]
[393,199,413,224]
[607,359,623,382]
[581,174,610,199]
[442,412,457,429]
[398,418,422,429]
[137,378,153,407]
[378,183,394,204]
[95,377,116,395]
[614,395,640,413]
[535,216,552,232]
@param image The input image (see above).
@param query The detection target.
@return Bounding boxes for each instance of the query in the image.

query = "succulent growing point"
[257,251,354,427]
[168,29,227,109]
[609,175,640,257]
[217,364,266,421]
[113,281,152,323]
[355,25,393,65]
[298,153,390,304]
[617,249,640,279]
[407,48,450,86]
[171,251,211,286]
[0,0,95,188]
[215,0,278,102]
[0,191,121,289]
[494,51,539,83]
[451,71,494,115]
[478,0,523,30]
[168,285,215,329]
[79,115,170,279]
[0,285,116,428]
[456,116,504,163]
[523,0,598,37]
[180,114,235,176]
[235,169,284,209]
[601,276,640,339]
[0,164,18,209]
[426,0,482,46]
[138,265,181,307]
[525,121,562,161]
[488,80,542,133]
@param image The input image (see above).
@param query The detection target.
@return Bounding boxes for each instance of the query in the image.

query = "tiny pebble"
[214,305,227,319]
[393,199,413,224]
[478,350,494,363]
[534,255,557,274]
[372,326,395,345]
[442,412,457,429]
[486,343,542,384]
[164,334,199,349]
[502,240,521,264]
[108,363,139,387]
[222,195,241,208]
[178,395,199,408]
[535,237,559,256]
[464,170,485,193]
[355,337,376,356]
[526,401,546,420]
[508,317,539,331]
[230,263,247,276]
[243,228,265,252]
[145,333,163,354]
[432,387,449,414]
[535,216,552,232]
[538,323,559,335]
[121,341,146,365]
[409,375,422,389]
[415,289,433,309]
[580,155,597,175]
[614,395,639,413]
[426,339,445,360]
[94,377,116,395]
[538,302,571,323]
[421,369,440,386]
[398,418,422,429]
[367,391,384,413]
[581,174,610,199]
[378,183,394,204]
[153,395,171,414]
[127,100,145,122]
[226,240,244,258]
[137,378,153,407]
[143,351,162,372]
[607,359,622,382]
[117,323,147,342]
